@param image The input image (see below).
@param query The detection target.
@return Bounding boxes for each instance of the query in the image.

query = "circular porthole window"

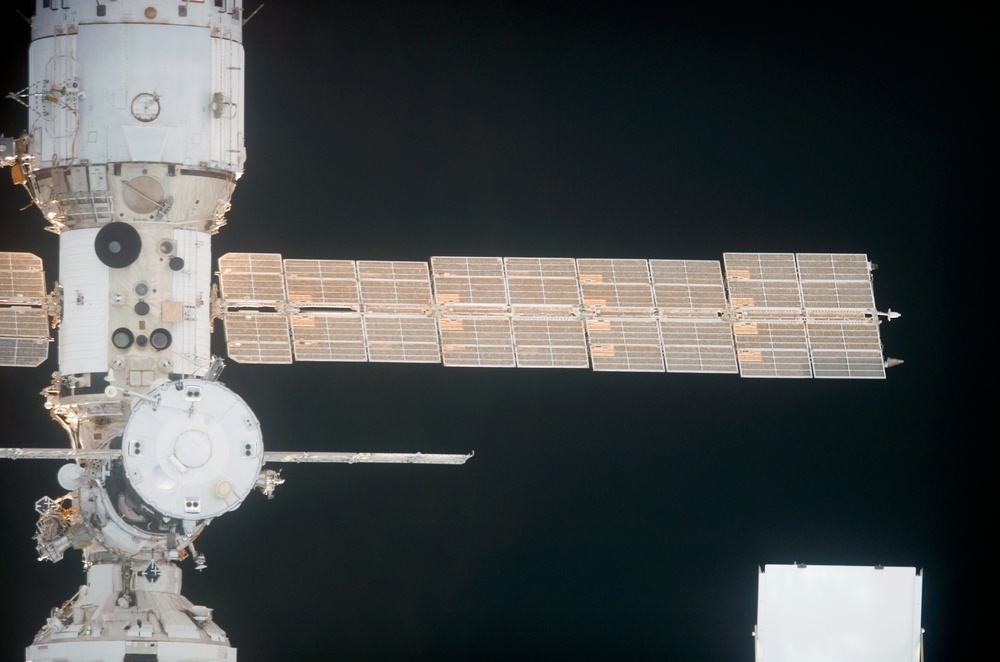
[134,301,150,316]
[136,335,149,348]
[95,222,142,268]
[150,328,172,351]
[159,239,175,255]
[134,282,150,297]
[131,92,160,122]
[112,328,135,349]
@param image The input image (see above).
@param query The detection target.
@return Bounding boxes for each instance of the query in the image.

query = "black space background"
[0,3,987,660]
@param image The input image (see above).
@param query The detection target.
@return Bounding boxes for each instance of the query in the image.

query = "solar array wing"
[218,253,291,364]
[505,258,587,368]
[0,252,50,367]
[439,317,515,367]
[796,254,884,378]
[651,259,737,373]
[797,253,875,313]
[290,313,366,362]
[0,252,47,305]
[722,253,885,378]
[512,318,588,368]
[215,252,890,378]
[587,318,664,372]
[218,253,286,305]
[357,260,433,310]
[733,320,812,378]
[577,258,654,312]
[807,320,885,378]
[284,259,359,308]
[224,311,293,364]
[724,253,802,313]
[363,315,441,363]
[356,261,440,363]
[432,257,514,367]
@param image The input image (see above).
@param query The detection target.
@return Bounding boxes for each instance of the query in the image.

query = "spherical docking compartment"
[121,380,264,521]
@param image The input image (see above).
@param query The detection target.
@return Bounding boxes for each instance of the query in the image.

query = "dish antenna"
[0,2,900,660]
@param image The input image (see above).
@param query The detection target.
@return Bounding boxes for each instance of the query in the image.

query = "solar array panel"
[512,318,588,368]
[290,313,366,362]
[224,312,292,364]
[0,252,47,305]
[797,253,876,313]
[284,259,359,308]
[216,252,887,378]
[0,252,50,367]
[577,258,654,312]
[218,253,285,305]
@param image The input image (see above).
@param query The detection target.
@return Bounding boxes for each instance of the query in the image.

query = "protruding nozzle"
[885,358,904,369]
[879,308,901,321]
[205,356,226,381]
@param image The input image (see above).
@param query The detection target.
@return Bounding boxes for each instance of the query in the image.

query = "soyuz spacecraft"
[0,2,903,661]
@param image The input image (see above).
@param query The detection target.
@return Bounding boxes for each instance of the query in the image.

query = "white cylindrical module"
[29,2,238,381]
[58,223,212,381]
[25,0,245,232]
[26,562,237,661]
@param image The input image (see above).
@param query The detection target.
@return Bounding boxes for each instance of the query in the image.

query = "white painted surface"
[755,564,922,662]
[171,229,212,375]
[59,229,109,374]
[28,3,244,174]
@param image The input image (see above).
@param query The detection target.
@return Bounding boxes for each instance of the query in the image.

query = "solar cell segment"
[0,252,47,305]
[214,252,889,378]
[0,252,51,367]
[218,253,286,305]
[224,311,293,364]
[284,259,360,308]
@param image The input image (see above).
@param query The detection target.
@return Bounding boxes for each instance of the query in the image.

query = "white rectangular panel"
[59,228,110,375]
[210,31,246,171]
[807,320,885,379]
[505,257,581,309]
[0,252,47,305]
[439,317,515,367]
[733,320,811,377]
[291,313,367,362]
[725,253,802,312]
[224,311,292,364]
[577,258,654,311]
[512,318,589,368]
[363,315,441,363]
[756,564,922,662]
[659,318,738,373]
[284,259,360,308]
[218,253,286,305]
[431,256,507,306]
[586,318,664,372]
[357,261,433,310]
[797,253,875,311]
[649,259,727,314]
[171,229,212,376]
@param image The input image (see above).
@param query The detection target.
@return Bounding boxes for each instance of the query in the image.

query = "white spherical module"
[121,380,263,521]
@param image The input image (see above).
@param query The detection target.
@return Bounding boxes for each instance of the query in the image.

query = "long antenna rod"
[0,448,474,465]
